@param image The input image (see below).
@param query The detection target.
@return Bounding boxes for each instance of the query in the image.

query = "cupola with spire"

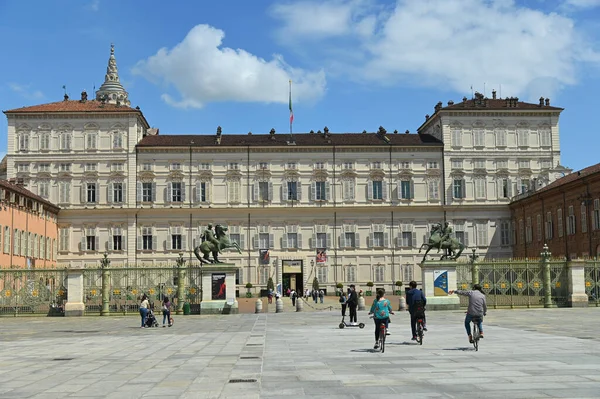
[95,44,130,106]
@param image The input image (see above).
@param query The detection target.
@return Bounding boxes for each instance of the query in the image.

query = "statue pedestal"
[420,261,461,311]
[199,263,239,314]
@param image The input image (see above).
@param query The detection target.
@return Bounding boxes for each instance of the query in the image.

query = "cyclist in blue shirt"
[406,281,427,341]
[368,288,394,349]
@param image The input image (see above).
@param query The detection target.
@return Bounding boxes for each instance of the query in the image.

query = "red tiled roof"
[511,162,600,204]
[0,179,60,212]
[136,132,443,148]
[3,100,142,114]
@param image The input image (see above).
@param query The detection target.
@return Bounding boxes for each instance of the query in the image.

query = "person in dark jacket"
[347,285,359,324]
[406,281,427,340]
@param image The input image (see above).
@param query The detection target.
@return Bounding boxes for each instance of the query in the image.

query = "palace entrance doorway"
[282,260,303,295]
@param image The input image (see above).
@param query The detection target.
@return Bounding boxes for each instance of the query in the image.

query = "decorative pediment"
[473,168,487,176]
[197,171,213,180]
[57,172,72,179]
[369,170,385,180]
[496,169,510,177]
[168,170,185,181]
[139,171,155,181]
[312,169,329,179]
[472,120,486,128]
[518,170,532,178]
[283,170,300,180]
[84,122,99,130]
[36,173,52,179]
[255,170,272,179]
[38,123,52,130]
[225,173,241,181]
[339,169,357,178]
[398,171,413,179]
[426,168,442,177]
[109,171,126,179]
[84,170,99,178]
[449,170,465,178]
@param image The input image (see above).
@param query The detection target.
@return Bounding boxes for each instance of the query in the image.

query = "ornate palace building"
[3,46,569,294]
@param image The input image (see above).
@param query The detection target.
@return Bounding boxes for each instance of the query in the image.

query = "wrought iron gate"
[0,268,68,316]
[584,259,600,307]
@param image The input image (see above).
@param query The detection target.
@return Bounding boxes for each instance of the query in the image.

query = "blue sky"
[1,0,599,171]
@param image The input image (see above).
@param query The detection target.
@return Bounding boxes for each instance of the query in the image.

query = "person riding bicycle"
[368,288,394,350]
[406,281,427,341]
[449,284,487,343]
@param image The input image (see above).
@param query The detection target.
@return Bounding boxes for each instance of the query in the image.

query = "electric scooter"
[339,315,365,329]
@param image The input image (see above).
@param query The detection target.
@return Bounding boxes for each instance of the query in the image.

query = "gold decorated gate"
[584,259,600,307]
[0,268,68,316]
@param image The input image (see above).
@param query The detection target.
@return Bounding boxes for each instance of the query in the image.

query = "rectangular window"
[400,180,412,199]
[198,182,207,202]
[451,159,463,169]
[259,233,270,249]
[517,128,529,147]
[518,160,530,169]
[453,179,465,199]
[526,217,533,243]
[540,128,551,147]
[581,204,588,233]
[142,227,153,250]
[474,159,486,169]
[229,162,239,170]
[315,181,326,201]
[342,180,355,201]
[316,232,327,248]
[495,128,507,147]
[142,163,153,171]
[86,183,97,203]
[112,227,123,251]
[229,233,241,247]
[111,163,124,172]
[171,162,181,171]
[142,183,154,202]
[38,163,50,172]
[501,178,511,198]
[3,227,10,254]
[496,160,508,169]
[400,161,410,169]
[520,179,530,194]
[427,161,439,169]
[568,206,576,235]
[86,228,96,251]
[317,267,328,283]
[371,161,381,169]
[228,180,240,203]
[200,162,211,171]
[112,182,123,203]
[17,163,29,172]
[86,133,97,150]
[59,163,71,172]
[372,181,383,200]
[343,162,353,170]
[171,182,183,202]
[546,212,553,240]
[557,209,563,237]
[60,133,72,150]
[473,128,485,147]
[537,214,542,241]
[287,233,298,249]
[259,162,269,169]
[428,180,440,200]
[59,181,70,203]
[18,133,30,151]
[477,223,488,247]
[171,226,183,250]
[540,159,552,169]
[500,221,510,246]
[401,231,413,247]
[474,179,486,199]
[85,163,97,172]
[259,182,269,201]
[451,129,462,147]
[40,133,50,150]
[374,265,384,283]
[344,232,356,248]
[38,181,50,198]
[372,231,384,247]
[403,264,413,282]
[113,132,123,149]
[287,181,298,201]
[346,266,356,282]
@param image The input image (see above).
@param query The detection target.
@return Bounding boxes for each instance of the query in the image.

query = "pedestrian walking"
[319,289,324,304]
[291,290,297,306]
[139,294,149,328]
[339,291,347,317]
[162,296,172,327]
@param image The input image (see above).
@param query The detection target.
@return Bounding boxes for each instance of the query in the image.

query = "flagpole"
[289,79,293,138]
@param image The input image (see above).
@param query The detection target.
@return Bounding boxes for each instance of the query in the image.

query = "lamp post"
[100,252,111,316]
[468,248,479,286]
[541,244,553,308]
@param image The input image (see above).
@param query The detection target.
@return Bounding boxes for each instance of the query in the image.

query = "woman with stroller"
[139,294,150,328]
[162,296,173,327]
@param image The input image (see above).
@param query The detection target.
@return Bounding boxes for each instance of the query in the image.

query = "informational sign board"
[434,270,448,296]
[212,273,226,300]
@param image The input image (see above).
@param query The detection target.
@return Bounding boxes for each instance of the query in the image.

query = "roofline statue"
[418,221,466,262]
[193,224,241,264]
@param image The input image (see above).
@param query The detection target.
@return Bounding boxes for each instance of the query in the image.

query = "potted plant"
[366,281,374,296]
[336,282,343,296]
[245,282,253,298]
[312,277,320,291]
[267,277,274,292]
[395,281,403,295]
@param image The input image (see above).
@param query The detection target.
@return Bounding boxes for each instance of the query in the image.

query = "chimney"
[462,96,467,103]
[63,93,69,101]
[435,101,443,112]
[505,97,510,107]
[393,130,398,134]
[425,114,430,120]
[514,97,519,107]
[248,131,252,135]
[270,128,276,140]
[362,130,367,134]
[448,100,454,106]
[492,90,497,99]
[309,130,315,134]
[539,97,544,107]
[405,130,410,134]
[545,98,550,106]
[80,91,88,102]
[323,126,329,136]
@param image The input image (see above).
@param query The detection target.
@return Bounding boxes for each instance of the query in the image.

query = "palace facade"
[3,46,569,294]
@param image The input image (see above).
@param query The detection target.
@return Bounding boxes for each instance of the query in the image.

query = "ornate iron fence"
[584,259,600,307]
[0,268,68,316]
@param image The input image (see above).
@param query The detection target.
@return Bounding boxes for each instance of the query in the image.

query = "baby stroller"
[145,309,159,328]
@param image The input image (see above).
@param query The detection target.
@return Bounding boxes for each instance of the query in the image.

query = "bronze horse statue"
[193,224,241,264]
[419,223,465,262]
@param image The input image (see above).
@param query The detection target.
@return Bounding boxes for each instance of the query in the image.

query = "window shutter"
[95,183,100,203]
[412,232,417,248]
[252,234,258,249]
[410,180,415,199]
[384,232,389,248]
[152,235,157,251]
[181,235,186,251]
[327,233,332,248]
[268,182,273,201]
[167,234,172,250]
[137,182,142,202]
[368,232,374,248]
[195,182,201,202]
[269,233,274,249]
[281,235,288,249]
[151,183,157,202]
[282,182,288,201]
[253,183,259,202]
[95,236,100,252]
[166,184,172,203]
[516,177,522,194]
[239,234,245,250]
[296,183,302,201]
[462,180,466,198]
[340,233,346,248]
[507,179,513,197]
[310,182,316,201]
[367,181,373,200]
[181,183,186,202]
[137,236,142,251]
[81,236,86,252]
[206,182,210,203]
[464,232,469,247]
[325,182,331,200]
[81,184,86,204]
[496,179,502,199]
[382,181,388,201]
[122,236,126,252]
[396,181,401,200]
[108,229,113,251]
[311,233,316,249]
[354,232,360,248]
[121,183,126,203]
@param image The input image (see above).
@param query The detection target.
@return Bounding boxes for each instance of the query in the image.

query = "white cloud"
[8,83,44,100]
[562,0,600,9]
[90,0,100,11]
[271,0,600,100]
[133,24,326,109]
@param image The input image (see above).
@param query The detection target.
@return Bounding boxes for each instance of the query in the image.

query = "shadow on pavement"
[442,347,474,351]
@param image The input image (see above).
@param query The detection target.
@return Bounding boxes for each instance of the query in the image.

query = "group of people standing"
[338,284,359,324]
[139,294,174,328]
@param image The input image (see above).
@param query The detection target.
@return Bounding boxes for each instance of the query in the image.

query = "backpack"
[413,300,425,318]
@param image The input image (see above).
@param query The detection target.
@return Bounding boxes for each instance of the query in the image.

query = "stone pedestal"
[64,268,85,317]
[358,296,365,311]
[276,298,283,313]
[568,260,589,307]
[296,298,303,312]
[420,261,461,310]
[199,263,239,314]
[255,298,263,313]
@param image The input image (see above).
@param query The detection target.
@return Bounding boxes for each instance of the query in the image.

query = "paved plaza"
[1,307,600,398]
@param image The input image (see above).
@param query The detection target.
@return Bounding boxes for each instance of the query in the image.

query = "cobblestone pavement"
[1,307,599,398]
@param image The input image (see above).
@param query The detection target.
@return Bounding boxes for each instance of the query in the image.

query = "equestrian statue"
[418,221,465,262]
[193,223,242,264]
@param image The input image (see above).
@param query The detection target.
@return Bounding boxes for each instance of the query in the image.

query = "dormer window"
[59,163,71,172]
[427,161,439,169]
[199,163,211,171]
[111,162,124,172]
[371,161,382,169]
[85,163,98,172]
[171,162,182,171]
[142,163,153,171]
[314,162,325,170]
[343,162,354,170]
[259,162,269,169]
[229,163,239,170]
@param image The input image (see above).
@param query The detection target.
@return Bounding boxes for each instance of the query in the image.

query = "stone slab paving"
[0,307,599,398]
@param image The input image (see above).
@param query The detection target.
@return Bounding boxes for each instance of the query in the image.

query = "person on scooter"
[347,284,359,325]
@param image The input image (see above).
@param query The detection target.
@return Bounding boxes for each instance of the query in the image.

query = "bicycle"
[471,316,482,351]
[415,316,425,345]
[370,316,388,353]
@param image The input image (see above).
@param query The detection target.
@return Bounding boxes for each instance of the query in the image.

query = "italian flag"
[289,80,294,124]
